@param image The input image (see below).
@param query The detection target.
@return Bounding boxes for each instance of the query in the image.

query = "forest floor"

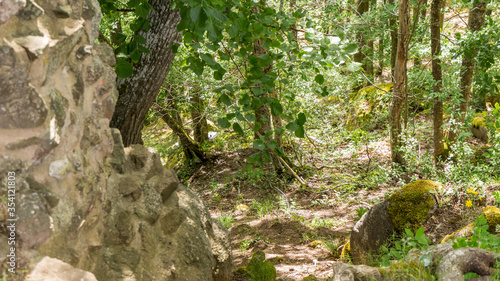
[168,124,500,280]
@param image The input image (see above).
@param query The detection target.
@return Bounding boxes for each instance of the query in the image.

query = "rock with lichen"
[482,205,500,234]
[387,180,440,234]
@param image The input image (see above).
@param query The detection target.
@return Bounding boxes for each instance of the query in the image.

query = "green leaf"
[297,113,306,126]
[134,34,147,45]
[217,118,230,128]
[245,113,256,122]
[219,94,231,106]
[200,53,216,66]
[315,74,325,85]
[115,59,133,78]
[233,122,244,135]
[252,88,264,96]
[295,125,305,138]
[270,101,283,116]
[114,32,127,43]
[190,6,202,23]
[214,69,225,80]
[135,4,150,18]
[286,121,298,131]
[275,127,284,134]
[254,139,266,150]
[247,152,261,164]
[263,150,271,163]
[347,62,362,72]
[342,43,359,55]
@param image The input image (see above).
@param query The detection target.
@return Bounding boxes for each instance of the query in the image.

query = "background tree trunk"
[448,1,487,142]
[430,0,444,162]
[110,0,181,146]
[389,0,410,165]
[354,0,370,82]
[413,0,428,69]
[191,92,208,144]
[388,0,398,81]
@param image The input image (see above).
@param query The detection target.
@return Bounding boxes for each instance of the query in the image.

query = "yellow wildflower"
[466,200,473,208]
[467,188,478,195]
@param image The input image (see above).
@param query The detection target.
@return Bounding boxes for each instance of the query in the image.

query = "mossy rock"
[472,113,487,128]
[307,240,324,248]
[440,223,475,243]
[239,250,276,281]
[387,180,440,234]
[482,206,500,234]
[340,240,350,261]
[301,275,319,281]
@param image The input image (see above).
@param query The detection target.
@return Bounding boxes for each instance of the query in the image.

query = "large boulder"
[350,180,439,264]
[0,0,231,280]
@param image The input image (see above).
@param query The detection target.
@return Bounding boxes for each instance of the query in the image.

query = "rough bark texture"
[413,0,428,69]
[154,104,206,161]
[388,0,398,80]
[449,1,487,142]
[110,0,181,146]
[389,0,410,165]
[191,92,208,144]
[353,0,370,81]
[431,0,444,161]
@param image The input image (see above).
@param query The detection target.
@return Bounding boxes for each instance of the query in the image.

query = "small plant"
[237,250,276,281]
[354,206,369,221]
[493,191,500,207]
[378,227,431,267]
[216,213,234,229]
[252,199,276,218]
[308,216,344,229]
[453,215,500,253]
[240,239,252,252]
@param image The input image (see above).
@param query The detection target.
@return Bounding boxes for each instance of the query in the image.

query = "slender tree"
[430,0,444,162]
[388,0,398,80]
[448,0,487,142]
[389,0,410,165]
[110,0,181,146]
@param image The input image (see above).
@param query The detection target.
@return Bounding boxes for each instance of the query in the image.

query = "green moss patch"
[387,180,440,234]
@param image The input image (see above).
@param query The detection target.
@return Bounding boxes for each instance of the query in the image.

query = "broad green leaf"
[218,93,231,106]
[286,121,298,131]
[270,101,283,116]
[217,117,230,128]
[254,139,266,150]
[114,32,127,43]
[297,113,306,126]
[295,125,305,138]
[214,69,225,80]
[347,62,362,72]
[252,88,264,96]
[245,113,256,122]
[315,74,325,85]
[233,122,244,135]
[275,127,284,134]
[134,34,146,45]
[200,53,216,65]
[115,59,133,78]
[226,113,236,120]
[190,6,202,23]
[342,43,358,55]
[263,150,271,163]
[135,4,150,18]
[247,152,261,164]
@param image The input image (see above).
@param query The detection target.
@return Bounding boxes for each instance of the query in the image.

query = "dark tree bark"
[413,0,428,69]
[388,0,398,81]
[389,0,410,165]
[154,103,206,161]
[448,1,487,142]
[191,92,208,144]
[110,0,181,146]
[430,0,444,162]
[353,0,371,81]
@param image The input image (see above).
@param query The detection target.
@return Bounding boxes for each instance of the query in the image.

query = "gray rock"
[16,0,44,20]
[332,262,382,281]
[27,256,97,281]
[17,192,52,248]
[0,0,26,24]
[350,200,394,264]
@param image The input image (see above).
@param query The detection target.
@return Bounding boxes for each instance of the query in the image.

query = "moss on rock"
[482,206,500,234]
[387,180,440,234]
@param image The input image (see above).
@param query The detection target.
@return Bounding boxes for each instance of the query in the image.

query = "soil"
[183,141,500,280]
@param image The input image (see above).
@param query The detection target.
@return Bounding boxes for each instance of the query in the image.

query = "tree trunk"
[110,0,181,147]
[154,104,206,161]
[389,0,410,165]
[448,1,487,142]
[388,0,398,81]
[430,0,444,162]
[191,92,208,143]
[413,0,428,69]
[354,0,370,82]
